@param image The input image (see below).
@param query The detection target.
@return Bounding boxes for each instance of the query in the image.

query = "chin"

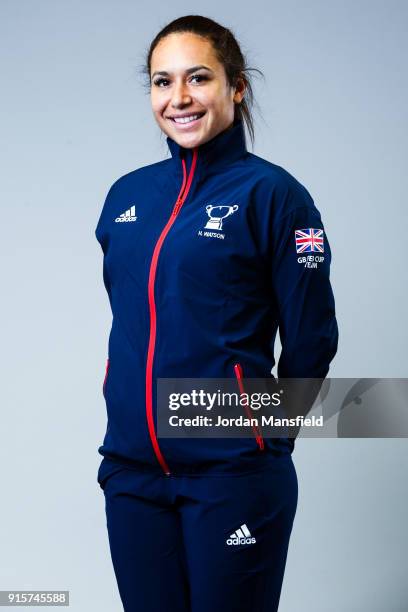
[174,132,203,147]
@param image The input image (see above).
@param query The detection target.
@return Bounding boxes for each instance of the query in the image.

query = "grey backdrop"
[1,1,407,610]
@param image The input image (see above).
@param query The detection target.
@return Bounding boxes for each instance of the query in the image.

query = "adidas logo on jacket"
[115,205,137,222]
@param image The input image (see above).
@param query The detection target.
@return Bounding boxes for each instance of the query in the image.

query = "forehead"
[151,32,219,72]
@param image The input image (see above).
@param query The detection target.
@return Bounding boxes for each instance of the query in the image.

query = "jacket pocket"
[102,358,110,398]
[233,362,264,451]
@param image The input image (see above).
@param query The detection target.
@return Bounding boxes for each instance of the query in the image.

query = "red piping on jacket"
[146,149,199,476]
[234,363,265,451]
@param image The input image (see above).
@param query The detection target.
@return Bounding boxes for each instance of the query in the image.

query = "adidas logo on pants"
[226,523,256,545]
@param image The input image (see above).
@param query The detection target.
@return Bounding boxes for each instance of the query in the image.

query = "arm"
[271,204,338,379]
[269,191,339,438]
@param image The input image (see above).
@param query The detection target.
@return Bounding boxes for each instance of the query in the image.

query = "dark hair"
[140,15,264,148]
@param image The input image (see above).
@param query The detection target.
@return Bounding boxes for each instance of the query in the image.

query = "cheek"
[151,92,166,114]
[196,82,221,106]
[204,87,228,111]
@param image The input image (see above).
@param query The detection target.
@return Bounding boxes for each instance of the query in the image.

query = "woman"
[95,15,338,612]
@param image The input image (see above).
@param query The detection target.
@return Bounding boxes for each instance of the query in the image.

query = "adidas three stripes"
[226,523,256,545]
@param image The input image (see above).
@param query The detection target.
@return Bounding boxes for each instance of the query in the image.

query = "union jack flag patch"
[295,228,324,253]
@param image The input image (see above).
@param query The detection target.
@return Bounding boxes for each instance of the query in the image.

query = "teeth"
[173,114,202,124]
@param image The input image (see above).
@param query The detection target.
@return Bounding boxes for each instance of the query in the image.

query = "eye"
[153,74,208,87]
[190,74,207,83]
[153,77,170,87]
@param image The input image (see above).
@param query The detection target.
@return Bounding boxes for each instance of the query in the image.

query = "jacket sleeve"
[269,189,339,380]
[95,180,121,311]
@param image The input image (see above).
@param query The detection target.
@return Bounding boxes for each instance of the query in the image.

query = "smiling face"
[150,32,245,149]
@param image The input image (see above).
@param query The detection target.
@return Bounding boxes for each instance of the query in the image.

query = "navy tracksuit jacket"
[95,117,338,476]
[95,117,338,611]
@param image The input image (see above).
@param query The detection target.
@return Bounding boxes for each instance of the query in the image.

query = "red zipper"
[233,363,265,451]
[103,358,110,397]
[146,149,199,476]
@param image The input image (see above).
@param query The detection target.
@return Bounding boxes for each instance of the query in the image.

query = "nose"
[171,78,192,109]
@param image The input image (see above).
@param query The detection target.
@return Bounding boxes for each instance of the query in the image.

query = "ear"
[233,76,246,104]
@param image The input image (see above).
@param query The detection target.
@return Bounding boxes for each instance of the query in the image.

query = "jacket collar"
[166,116,248,179]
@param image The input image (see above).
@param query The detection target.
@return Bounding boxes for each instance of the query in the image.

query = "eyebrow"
[151,65,213,80]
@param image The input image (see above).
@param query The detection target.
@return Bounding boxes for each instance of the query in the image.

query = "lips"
[168,112,206,125]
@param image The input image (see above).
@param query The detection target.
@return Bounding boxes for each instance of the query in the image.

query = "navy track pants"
[98,455,298,612]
